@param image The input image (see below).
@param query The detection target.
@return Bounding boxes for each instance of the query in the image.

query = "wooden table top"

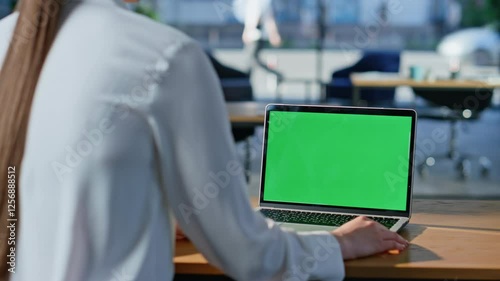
[226,101,266,125]
[175,199,500,280]
[350,73,500,89]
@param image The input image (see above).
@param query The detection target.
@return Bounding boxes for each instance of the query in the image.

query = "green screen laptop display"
[262,110,413,211]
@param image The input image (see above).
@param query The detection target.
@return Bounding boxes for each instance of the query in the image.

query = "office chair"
[207,52,254,181]
[413,88,493,180]
[325,50,401,106]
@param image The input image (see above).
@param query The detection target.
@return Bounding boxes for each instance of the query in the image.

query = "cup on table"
[409,65,426,81]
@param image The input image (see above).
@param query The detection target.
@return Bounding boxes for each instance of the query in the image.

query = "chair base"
[416,107,492,180]
[417,152,491,180]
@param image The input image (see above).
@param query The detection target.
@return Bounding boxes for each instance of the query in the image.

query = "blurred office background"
[1,0,499,198]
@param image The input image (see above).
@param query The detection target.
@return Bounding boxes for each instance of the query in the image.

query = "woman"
[0,1,408,280]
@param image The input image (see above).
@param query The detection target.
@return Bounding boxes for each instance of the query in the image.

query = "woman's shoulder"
[65,3,200,65]
[82,3,196,59]
[0,12,18,30]
[114,7,194,50]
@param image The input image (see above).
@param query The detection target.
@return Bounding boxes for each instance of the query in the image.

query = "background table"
[350,72,500,106]
[175,199,500,280]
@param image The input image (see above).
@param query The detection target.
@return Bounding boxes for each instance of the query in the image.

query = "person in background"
[0,0,408,280]
[235,0,284,81]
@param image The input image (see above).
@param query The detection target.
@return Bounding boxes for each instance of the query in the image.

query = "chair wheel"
[479,157,491,178]
[417,163,429,178]
[480,167,490,177]
[457,159,471,180]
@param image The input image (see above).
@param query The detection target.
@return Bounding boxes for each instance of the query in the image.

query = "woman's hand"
[332,216,409,260]
[175,224,188,240]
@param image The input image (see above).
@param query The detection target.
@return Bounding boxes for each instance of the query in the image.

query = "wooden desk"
[226,102,266,128]
[175,199,500,280]
[226,101,342,128]
[350,73,500,106]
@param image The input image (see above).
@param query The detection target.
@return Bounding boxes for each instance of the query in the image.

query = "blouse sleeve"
[150,40,345,281]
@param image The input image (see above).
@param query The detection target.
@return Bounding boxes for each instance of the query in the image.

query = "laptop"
[258,104,417,232]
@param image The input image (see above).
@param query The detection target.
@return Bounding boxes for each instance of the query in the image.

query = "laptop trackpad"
[278,222,337,232]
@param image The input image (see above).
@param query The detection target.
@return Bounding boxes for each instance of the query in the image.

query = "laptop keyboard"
[260,209,398,229]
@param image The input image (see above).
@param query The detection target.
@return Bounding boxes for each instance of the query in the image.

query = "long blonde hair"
[0,0,65,279]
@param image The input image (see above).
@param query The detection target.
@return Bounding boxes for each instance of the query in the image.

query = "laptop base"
[272,217,409,233]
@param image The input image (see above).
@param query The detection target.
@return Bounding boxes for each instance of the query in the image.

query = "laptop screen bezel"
[259,104,417,217]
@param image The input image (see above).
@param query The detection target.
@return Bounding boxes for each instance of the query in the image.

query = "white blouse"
[0,1,344,280]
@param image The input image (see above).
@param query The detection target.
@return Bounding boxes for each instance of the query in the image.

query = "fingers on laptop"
[376,223,409,252]
[378,224,408,242]
[361,216,409,252]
